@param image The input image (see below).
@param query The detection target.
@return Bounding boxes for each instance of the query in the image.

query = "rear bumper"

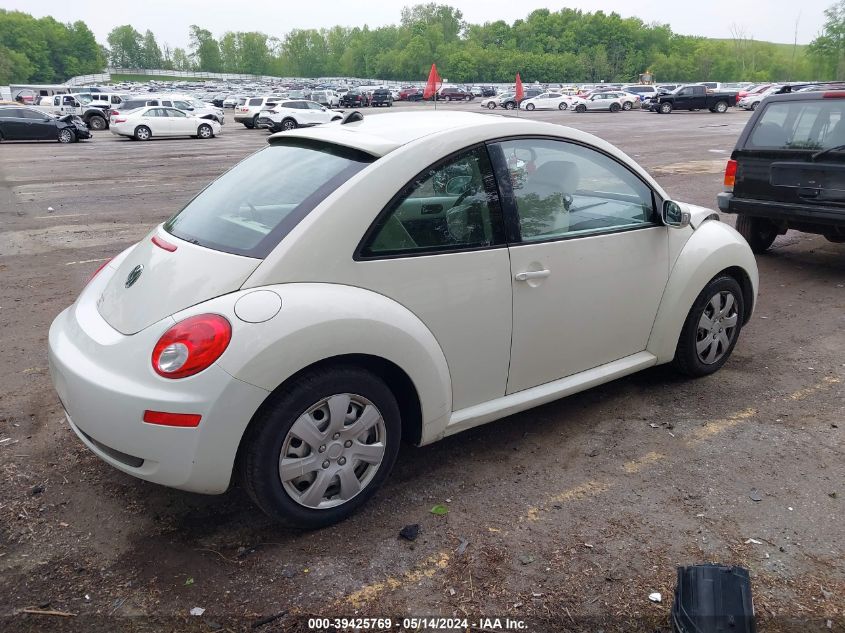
[47,266,269,494]
[718,192,845,226]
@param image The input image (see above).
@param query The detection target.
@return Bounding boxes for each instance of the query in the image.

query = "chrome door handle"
[515,269,551,281]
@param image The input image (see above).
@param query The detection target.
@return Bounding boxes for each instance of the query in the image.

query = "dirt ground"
[0,102,843,633]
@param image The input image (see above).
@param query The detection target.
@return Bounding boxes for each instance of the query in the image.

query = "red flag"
[423,64,441,99]
[515,72,524,103]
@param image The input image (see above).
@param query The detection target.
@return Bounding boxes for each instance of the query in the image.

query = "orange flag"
[515,72,524,102]
[423,64,441,99]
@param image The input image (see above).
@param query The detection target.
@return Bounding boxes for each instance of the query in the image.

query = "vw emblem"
[125,264,144,289]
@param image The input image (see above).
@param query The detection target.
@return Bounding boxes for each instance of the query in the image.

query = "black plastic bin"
[672,564,756,633]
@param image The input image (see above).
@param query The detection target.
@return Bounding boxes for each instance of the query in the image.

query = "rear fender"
[647,221,759,363]
[185,283,453,444]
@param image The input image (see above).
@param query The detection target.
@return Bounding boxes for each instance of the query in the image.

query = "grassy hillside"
[109,73,211,83]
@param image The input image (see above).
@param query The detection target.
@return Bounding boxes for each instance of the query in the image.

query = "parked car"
[0,106,91,142]
[621,85,660,102]
[235,96,281,128]
[340,90,370,108]
[112,96,224,126]
[480,94,506,109]
[737,85,780,111]
[594,91,641,111]
[33,94,111,130]
[256,100,342,132]
[307,90,340,108]
[499,88,543,109]
[370,88,394,107]
[110,106,221,140]
[49,111,757,527]
[438,86,474,101]
[718,88,845,251]
[222,95,244,109]
[648,85,738,114]
[399,87,423,101]
[572,93,626,112]
[519,92,575,111]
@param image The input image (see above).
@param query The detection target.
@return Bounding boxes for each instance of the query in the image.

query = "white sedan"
[49,111,757,527]
[110,106,222,140]
[519,92,575,111]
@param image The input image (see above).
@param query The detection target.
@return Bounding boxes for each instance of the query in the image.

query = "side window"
[162,100,172,107]
[144,108,162,117]
[494,139,655,242]
[360,146,505,258]
[111,96,121,104]
[307,102,323,110]
[54,96,61,106]
[169,109,187,117]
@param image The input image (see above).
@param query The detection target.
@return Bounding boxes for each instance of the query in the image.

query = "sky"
[0,0,834,49]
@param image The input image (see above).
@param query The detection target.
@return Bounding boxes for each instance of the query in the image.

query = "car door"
[586,95,604,111]
[165,108,194,135]
[0,108,27,140]
[22,109,57,140]
[141,108,168,135]
[303,101,326,123]
[354,145,513,411]
[489,138,669,393]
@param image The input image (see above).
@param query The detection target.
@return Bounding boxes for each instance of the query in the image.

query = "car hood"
[684,203,721,229]
[97,226,260,335]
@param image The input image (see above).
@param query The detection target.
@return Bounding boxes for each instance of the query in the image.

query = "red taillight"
[724,159,738,187]
[152,314,231,379]
[151,235,177,252]
[143,410,202,427]
[114,117,126,123]
[823,91,845,99]
[86,258,113,285]
[109,109,119,116]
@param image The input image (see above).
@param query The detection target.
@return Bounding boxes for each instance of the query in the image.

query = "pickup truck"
[647,85,738,114]
[33,94,110,130]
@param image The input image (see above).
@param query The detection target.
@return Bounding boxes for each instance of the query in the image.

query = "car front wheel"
[487,102,496,109]
[735,215,778,253]
[673,276,744,377]
[281,118,297,131]
[659,102,672,114]
[197,123,214,139]
[558,102,568,110]
[239,365,402,527]
[58,128,75,143]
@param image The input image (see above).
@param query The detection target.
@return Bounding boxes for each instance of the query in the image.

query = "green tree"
[140,30,162,68]
[189,25,221,71]
[107,25,142,67]
[809,0,845,79]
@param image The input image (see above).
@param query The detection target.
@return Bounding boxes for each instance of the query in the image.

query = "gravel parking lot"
[1,101,843,632]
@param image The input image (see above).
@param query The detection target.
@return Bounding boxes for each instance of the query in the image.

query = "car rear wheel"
[88,115,107,130]
[197,123,213,139]
[526,103,535,111]
[558,102,568,110]
[735,215,778,253]
[487,102,496,109]
[609,102,621,113]
[506,102,516,110]
[575,104,587,113]
[281,118,297,131]
[58,128,75,143]
[714,101,729,113]
[673,276,744,377]
[750,102,759,111]
[239,365,401,527]
[134,125,151,141]
[659,102,672,114]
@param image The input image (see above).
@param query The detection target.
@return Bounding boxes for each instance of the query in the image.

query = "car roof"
[270,111,556,157]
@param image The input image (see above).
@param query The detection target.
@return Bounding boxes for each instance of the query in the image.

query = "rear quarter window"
[747,99,845,150]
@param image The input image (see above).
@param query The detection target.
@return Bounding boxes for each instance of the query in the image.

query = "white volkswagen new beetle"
[49,111,758,527]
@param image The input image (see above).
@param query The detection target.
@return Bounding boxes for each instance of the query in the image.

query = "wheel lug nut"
[338,457,346,466]
[318,445,326,453]
[344,440,352,448]
[332,433,340,440]
[322,460,330,469]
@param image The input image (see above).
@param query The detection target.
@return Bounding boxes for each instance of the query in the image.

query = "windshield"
[747,99,845,150]
[76,94,93,104]
[164,140,374,258]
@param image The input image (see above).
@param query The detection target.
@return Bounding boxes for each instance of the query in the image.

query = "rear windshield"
[746,99,845,150]
[164,140,374,258]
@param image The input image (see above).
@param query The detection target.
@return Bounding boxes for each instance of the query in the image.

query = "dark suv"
[718,87,845,251]
[340,90,369,108]
[370,89,393,107]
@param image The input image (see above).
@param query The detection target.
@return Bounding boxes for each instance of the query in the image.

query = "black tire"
[735,215,778,253]
[575,104,586,113]
[673,275,745,377]
[134,125,151,141]
[243,120,254,129]
[659,102,672,114]
[526,103,535,111]
[622,101,633,111]
[487,102,496,109]
[197,123,213,139]
[558,102,568,110]
[281,118,297,131]
[58,128,75,143]
[87,115,107,130]
[238,365,402,528]
[714,101,728,113]
[505,102,515,110]
[750,102,759,111]
[610,102,621,113]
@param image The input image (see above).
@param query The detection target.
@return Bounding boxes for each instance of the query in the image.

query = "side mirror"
[662,200,691,228]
